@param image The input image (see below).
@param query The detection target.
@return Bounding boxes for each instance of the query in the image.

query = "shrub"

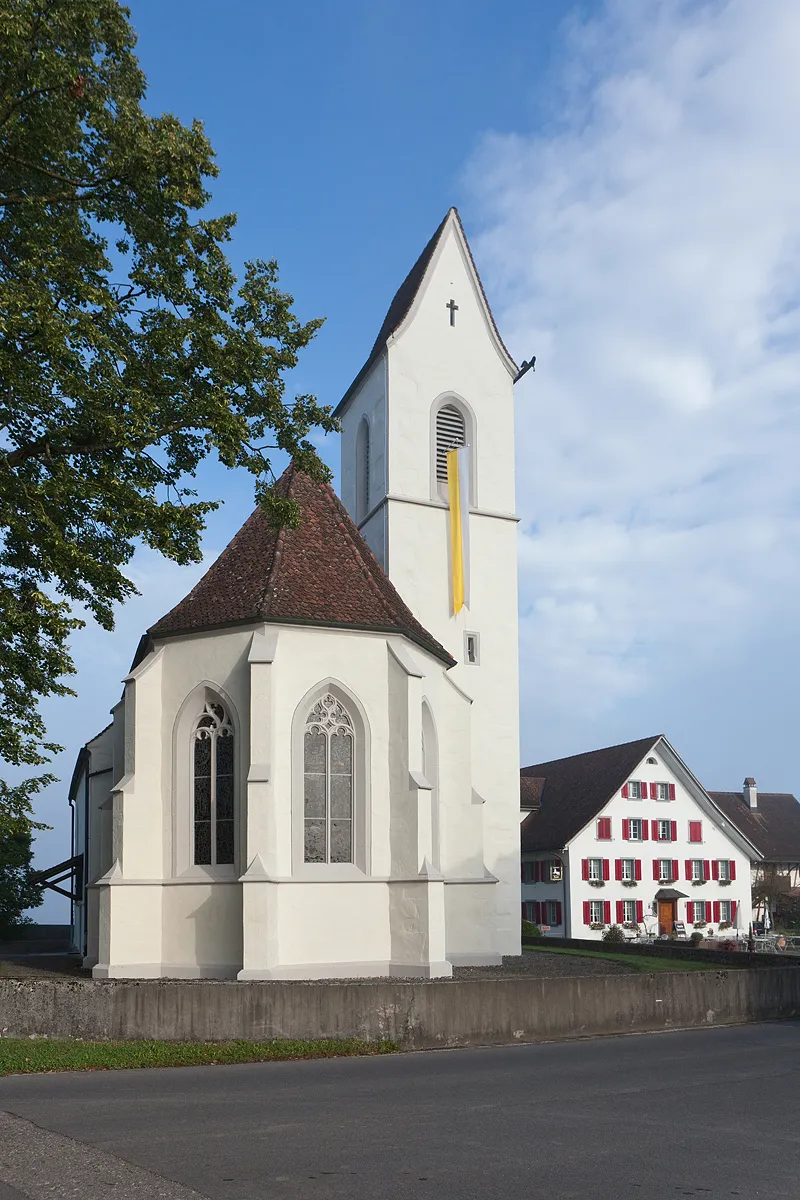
[689,931,703,946]
[521,920,543,939]
[602,923,625,944]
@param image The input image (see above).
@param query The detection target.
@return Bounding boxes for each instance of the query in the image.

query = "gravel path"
[0,950,638,983]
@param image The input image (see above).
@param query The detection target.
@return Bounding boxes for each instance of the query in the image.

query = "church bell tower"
[336,208,521,956]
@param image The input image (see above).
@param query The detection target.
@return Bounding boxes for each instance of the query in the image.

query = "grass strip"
[522,945,727,972]
[0,1036,398,1076]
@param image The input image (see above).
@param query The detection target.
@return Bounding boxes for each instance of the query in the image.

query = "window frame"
[589,899,605,925]
[658,858,673,882]
[588,857,603,882]
[656,781,671,801]
[292,680,370,877]
[429,393,476,504]
[355,416,371,524]
[622,899,637,924]
[191,699,235,869]
[464,631,480,665]
[690,858,704,882]
[717,859,731,882]
[718,899,732,923]
[621,858,635,882]
[657,819,672,842]
[628,818,643,841]
[544,900,559,926]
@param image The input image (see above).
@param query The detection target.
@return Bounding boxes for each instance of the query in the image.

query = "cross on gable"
[446,298,459,326]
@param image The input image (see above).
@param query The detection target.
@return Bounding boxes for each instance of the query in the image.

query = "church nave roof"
[148,465,455,666]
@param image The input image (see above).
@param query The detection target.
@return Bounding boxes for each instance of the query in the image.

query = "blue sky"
[25,0,800,916]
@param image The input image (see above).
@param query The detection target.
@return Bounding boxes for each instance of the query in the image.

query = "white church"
[69,208,523,979]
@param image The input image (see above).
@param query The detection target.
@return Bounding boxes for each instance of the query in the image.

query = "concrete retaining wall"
[2,969,800,1048]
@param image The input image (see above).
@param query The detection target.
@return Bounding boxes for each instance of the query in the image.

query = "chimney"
[743,778,757,809]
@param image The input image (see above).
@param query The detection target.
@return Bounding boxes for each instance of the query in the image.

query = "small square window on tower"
[464,632,480,665]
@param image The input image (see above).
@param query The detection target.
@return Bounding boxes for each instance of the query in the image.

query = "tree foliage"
[0,0,336,830]
[0,827,43,932]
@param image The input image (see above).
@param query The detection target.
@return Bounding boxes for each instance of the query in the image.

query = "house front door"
[658,900,675,935]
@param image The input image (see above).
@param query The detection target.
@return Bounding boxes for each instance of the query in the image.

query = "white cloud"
[466,0,800,764]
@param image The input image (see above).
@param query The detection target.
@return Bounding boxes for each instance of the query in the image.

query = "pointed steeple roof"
[148,466,455,666]
[335,207,516,417]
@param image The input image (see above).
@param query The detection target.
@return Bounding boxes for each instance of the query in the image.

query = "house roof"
[520,736,662,852]
[707,791,800,862]
[148,465,455,667]
[334,208,515,417]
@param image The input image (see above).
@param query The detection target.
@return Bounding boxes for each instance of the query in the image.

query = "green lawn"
[0,1036,398,1076]
[523,944,730,972]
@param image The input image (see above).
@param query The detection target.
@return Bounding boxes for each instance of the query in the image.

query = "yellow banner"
[447,447,465,613]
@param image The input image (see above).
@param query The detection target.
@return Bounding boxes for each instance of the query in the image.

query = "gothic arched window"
[303,693,354,864]
[435,403,466,483]
[355,417,370,523]
[193,700,235,866]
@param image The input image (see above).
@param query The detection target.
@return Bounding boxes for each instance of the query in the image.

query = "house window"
[628,818,643,841]
[464,632,480,665]
[690,859,705,882]
[589,900,604,924]
[658,859,673,882]
[588,857,603,881]
[719,900,732,922]
[657,819,672,842]
[192,700,235,866]
[544,900,560,926]
[623,899,637,923]
[688,820,703,843]
[627,780,644,799]
[621,858,635,882]
[522,901,538,923]
[435,403,466,482]
[656,782,671,801]
[355,417,370,523]
[718,860,731,882]
[303,693,354,864]
[521,861,535,884]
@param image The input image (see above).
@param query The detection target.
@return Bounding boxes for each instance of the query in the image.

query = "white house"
[69,208,522,980]
[520,736,758,939]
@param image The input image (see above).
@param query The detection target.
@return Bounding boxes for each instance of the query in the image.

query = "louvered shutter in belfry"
[435,404,466,482]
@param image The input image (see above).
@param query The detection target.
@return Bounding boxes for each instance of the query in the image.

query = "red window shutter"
[731,901,737,921]
[615,858,622,881]
[581,858,589,881]
[622,783,629,798]
[712,860,719,880]
[713,901,721,923]
[622,819,630,840]
[653,860,660,881]
[583,901,591,925]
[689,822,700,843]
[636,900,644,923]
[642,821,649,840]
[705,901,712,922]
[555,901,562,926]
[602,858,610,881]
[685,859,692,880]
[616,900,624,923]
[521,863,526,883]
[534,901,541,923]
[669,783,676,801]
[635,859,642,880]
[598,817,611,840]
[649,782,657,799]
[651,820,659,840]
[672,859,679,882]
[730,860,736,880]
[703,859,710,882]
[603,900,611,924]
[521,902,526,921]
[670,821,677,842]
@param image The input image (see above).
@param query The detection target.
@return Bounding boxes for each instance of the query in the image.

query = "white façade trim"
[387,638,426,677]
[248,628,278,663]
[93,962,240,980]
[238,960,453,981]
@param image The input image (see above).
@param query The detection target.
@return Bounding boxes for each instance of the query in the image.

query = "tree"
[0,828,43,933]
[752,865,793,928]
[0,0,336,833]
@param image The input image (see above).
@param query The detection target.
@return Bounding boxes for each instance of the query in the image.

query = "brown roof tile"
[520,736,662,852]
[149,465,455,666]
[707,791,800,861]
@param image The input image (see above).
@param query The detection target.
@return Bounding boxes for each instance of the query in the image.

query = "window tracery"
[303,693,354,864]
[192,700,235,866]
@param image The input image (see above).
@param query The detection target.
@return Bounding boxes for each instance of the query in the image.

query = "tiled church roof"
[148,465,455,666]
[335,207,515,417]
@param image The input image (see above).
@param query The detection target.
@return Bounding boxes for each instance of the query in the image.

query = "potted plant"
[590,921,605,931]
[693,920,707,929]
[588,879,605,888]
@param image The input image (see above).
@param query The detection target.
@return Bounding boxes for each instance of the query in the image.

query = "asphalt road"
[1,1023,799,1199]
